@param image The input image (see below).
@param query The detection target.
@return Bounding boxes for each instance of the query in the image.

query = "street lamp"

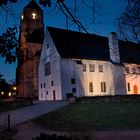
[13,87,16,90]
[13,86,17,96]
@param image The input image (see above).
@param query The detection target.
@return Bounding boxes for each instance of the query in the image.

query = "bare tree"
[118,0,140,43]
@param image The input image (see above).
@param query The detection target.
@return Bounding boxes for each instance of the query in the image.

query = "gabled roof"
[24,0,42,11]
[47,27,110,61]
[47,27,140,64]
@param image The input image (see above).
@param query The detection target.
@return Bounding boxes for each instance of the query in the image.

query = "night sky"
[0,0,127,83]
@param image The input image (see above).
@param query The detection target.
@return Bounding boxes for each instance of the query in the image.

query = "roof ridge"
[24,0,42,11]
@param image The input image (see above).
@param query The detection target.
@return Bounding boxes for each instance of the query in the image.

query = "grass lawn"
[32,102,140,131]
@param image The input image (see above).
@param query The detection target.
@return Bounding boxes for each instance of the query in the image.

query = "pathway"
[0,100,68,131]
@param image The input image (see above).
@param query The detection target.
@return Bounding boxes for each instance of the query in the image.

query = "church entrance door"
[133,85,138,94]
[53,90,56,100]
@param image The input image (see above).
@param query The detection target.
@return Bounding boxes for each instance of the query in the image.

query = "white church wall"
[39,30,62,100]
[111,64,126,95]
[82,60,115,96]
[60,59,84,99]
[125,64,140,94]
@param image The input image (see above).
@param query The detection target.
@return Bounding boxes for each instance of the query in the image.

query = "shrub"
[33,133,72,140]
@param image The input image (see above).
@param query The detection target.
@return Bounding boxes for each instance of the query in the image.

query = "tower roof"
[24,0,42,11]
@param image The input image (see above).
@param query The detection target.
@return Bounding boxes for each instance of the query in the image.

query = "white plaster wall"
[82,60,115,96]
[61,59,84,99]
[125,64,140,94]
[38,29,62,100]
[60,59,84,99]
[111,64,126,95]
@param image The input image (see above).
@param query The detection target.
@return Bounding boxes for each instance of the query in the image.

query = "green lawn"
[32,102,140,131]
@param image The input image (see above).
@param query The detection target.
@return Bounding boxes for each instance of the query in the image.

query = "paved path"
[14,122,140,140]
[0,101,68,131]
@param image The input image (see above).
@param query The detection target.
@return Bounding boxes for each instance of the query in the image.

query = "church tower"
[17,0,44,98]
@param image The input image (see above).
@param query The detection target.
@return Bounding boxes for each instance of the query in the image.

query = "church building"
[16,0,44,97]
[38,27,140,101]
[16,1,140,100]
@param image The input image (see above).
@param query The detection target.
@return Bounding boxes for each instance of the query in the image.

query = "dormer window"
[32,12,37,19]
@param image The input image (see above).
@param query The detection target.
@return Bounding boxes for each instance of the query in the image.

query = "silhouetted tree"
[0,25,18,63]
[118,0,140,43]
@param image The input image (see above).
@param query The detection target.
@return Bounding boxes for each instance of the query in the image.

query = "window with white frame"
[89,82,93,92]
[127,83,130,91]
[99,65,103,72]
[101,82,106,92]
[71,78,76,84]
[44,62,51,76]
[83,64,86,71]
[47,43,49,49]
[89,64,95,72]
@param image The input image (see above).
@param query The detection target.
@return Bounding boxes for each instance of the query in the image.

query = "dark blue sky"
[0,0,127,83]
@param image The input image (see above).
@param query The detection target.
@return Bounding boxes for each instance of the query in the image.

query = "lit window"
[89,64,95,72]
[21,14,24,20]
[127,83,130,91]
[89,82,93,92]
[99,65,103,72]
[44,62,51,76]
[83,64,86,71]
[32,12,37,19]
[101,82,106,92]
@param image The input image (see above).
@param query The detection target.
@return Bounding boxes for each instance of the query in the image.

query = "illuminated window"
[127,83,130,91]
[89,64,95,72]
[101,82,106,92]
[32,12,37,19]
[83,64,86,71]
[89,82,93,92]
[99,65,103,72]
[133,85,138,94]
[21,14,24,20]
[44,62,51,76]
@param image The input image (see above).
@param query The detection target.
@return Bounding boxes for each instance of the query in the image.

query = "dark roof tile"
[47,27,110,61]
[47,27,140,64]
